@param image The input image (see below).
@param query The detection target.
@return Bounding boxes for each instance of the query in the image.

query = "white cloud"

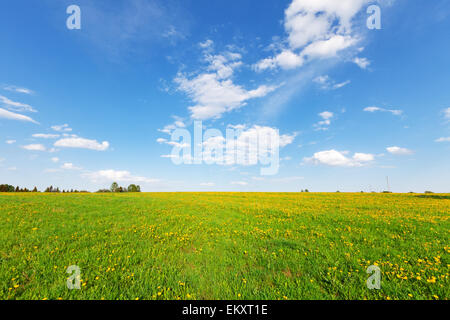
[84,169,159,184]
[175,49,277,120]
[364,106,403,116]
[0,95,36,112]
[54,137,110,151]
[0,108,38,124]
[301,35,357,59]
[6,140,16,144]
[200,182,215,187]
[7,166,17,171]
[199,39,214,49]
[444,107,450,120]
[51,124,72,132]
[158,119,186,135]
[51,157,60,163]
[254,50,304,71]
[313,75,350,90]
[353,57,371,69]
[314,111,334,130]
[161,154,178,158]
[22,144,46,151]
[435,137,450,143]
[255,0,369,71]
[3,85,34,95]
[231,181,248,186]
[32,133,60,139]
[304,149,375,167]
[199,125,295,166]
[272,176,304,183]
[61,162,82,170]
[386,146,414,155]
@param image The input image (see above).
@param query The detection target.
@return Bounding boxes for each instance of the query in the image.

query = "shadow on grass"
[415,195,450,200]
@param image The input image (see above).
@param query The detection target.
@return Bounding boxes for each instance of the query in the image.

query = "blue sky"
[1,0,449,192]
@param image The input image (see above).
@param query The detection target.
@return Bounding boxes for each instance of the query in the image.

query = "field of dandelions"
[0,192,448,300]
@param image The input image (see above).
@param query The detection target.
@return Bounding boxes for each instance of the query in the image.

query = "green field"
[0,192,448,300]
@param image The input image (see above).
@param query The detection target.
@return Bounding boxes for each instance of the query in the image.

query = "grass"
[0,192,448,300]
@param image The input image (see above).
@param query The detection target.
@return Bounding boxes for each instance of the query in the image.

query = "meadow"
[0,192,448,300]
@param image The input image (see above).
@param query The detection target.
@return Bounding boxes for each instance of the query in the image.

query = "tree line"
[0,182,141,193]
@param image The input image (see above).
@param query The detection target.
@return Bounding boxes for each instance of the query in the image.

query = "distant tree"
[305,189,309,193]
[110,182,119,193]
[127,184,141,193]
[424,191,434,194]
[32,187,38,192]
[0,184,15,192]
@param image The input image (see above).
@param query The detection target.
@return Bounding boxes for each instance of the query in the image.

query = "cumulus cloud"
[364,106,403,116]
[0,108,38,124]
[200,125,296,166]
[22,144,46,151]
[175,46,277,120]
[0,95,36,112]
[304,149,375,167]
[54,137,110,151]
[51,157,60,163]
[255,0,369,71]
[386,146,414,155]
[6,140,16,144]
[84,169,159,184]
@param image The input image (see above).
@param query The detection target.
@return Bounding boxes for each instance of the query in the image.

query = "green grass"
[0,192,448,300]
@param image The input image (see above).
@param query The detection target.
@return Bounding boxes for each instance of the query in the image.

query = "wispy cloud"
[84,169,159,184]
[0,95,36,113]
[32,133,60,139]
[0,108,38,124]
[313,75,350,90]
[364,106,403,116]
[51,124,72,132]
[61,162,82,170]
[352,57,371,69]
[3,85,34,95]
[22,144,46,151]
